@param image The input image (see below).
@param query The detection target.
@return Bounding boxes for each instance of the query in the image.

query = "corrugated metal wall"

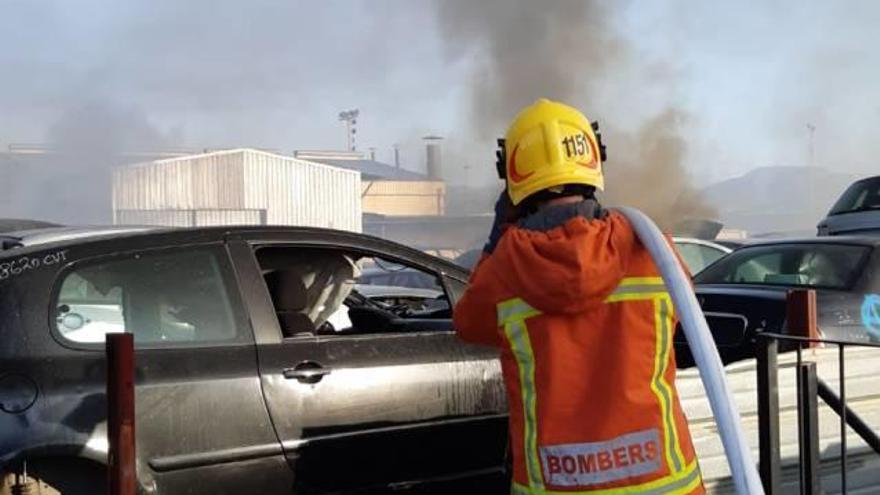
[362,180,445,216]
[244,150,362,231]
[112,152,246,210]
[114,209,264,227]
[113,149,361,232]
[195,209,264,226]
[114,209,194,227]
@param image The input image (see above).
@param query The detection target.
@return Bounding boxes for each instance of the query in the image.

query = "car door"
[49,242,291,494]
[227,238,508,493]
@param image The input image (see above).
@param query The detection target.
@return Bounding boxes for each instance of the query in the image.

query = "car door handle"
[283,362,331,383]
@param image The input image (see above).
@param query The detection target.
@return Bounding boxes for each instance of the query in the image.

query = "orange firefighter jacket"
[454,208,703,494]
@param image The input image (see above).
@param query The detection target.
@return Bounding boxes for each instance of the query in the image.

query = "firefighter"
[454,99,704,494]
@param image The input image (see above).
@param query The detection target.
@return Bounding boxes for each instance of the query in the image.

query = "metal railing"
[756,333,880,494]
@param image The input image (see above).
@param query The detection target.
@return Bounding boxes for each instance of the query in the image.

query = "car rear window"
[54,247,242,345]
[829,176,880,216]
[694,243,871,290]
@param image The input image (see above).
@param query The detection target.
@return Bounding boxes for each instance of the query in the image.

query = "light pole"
[338,109,359,151]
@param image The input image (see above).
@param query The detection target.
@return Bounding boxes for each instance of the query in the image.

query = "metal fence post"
[798,362,820,495]
[757,337,781,494]
[107,333,136,495]
[786,289,819,345]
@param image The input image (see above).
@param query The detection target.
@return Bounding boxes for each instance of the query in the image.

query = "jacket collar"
[517,199,606,232]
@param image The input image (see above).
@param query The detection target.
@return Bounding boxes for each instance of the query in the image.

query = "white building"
[113,148,362,232]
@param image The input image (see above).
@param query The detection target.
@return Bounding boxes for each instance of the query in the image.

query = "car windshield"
[694,243,871,290]
[828,177,880,216]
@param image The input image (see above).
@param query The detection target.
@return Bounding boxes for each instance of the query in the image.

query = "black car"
[817,175,880,236]
[0,226,508,494]
[681,236,880,366]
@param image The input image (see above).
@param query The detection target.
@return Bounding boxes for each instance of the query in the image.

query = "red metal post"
[786,289,820,347]
[107,333,136,495]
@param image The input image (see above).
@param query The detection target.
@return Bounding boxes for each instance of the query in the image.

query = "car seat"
[264,270,315,337]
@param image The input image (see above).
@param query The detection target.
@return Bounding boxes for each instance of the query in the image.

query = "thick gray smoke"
[43,100,176,224]
[4,2,879,234]
[434,0,715,230]
[0,100,175,224]
[0,1,438,225]
[434,1,620,139]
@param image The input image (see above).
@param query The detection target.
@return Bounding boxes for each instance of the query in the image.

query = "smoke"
[5,2,879,235]
[0,1,455,225]
[9,99,177,224]
[434,0,715,230]
[601,110,715,229]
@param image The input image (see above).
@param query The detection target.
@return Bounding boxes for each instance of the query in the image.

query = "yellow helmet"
[499,98,605,206]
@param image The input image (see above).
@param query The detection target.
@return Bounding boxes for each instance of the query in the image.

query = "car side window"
[731,252,781,283]
[55,247,243,346]
[256,246,452,338]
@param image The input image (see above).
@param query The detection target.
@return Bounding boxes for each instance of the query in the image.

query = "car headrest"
[265,270,309,312]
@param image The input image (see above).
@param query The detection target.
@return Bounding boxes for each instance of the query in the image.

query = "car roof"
[850,174,880,184]
[732,235,880,248]
[0,224,469,280]
[671,237,733,252]
[1,225,164,249]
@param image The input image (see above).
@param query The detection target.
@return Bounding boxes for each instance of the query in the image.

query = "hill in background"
[703,166,867,237]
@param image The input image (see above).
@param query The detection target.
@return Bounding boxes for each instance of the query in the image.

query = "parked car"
[679,236,880,367]
[671,237,732,275]
[711,239,751,251]
[453,238,733,276]
[0,226,509,494]
[817,175,880,236]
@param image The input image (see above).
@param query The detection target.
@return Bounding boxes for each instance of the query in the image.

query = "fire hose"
[617,207,764,495]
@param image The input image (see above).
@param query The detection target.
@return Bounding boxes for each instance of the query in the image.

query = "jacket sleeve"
[453,256,502,348]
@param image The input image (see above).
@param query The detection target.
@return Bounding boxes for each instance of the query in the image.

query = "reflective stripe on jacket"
[454,206,703,494]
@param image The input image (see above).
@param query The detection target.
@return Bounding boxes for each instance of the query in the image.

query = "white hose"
[617,207,764,495]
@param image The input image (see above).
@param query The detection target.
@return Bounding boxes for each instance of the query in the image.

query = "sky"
[2,0,879,190]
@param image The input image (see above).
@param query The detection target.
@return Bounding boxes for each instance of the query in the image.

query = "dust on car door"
[228,238,508,492]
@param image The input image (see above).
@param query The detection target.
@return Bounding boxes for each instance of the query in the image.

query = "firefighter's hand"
[484,189,514,255]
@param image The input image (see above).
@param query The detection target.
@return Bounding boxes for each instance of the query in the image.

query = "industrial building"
[112,148,362,232]
[295,147,446,217]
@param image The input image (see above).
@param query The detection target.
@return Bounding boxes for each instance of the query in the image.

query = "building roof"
[293,150,429,181]
[308,158,427,181]
[123,148,358,176]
